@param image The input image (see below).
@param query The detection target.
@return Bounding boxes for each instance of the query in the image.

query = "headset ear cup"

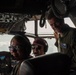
[44,40,48,53]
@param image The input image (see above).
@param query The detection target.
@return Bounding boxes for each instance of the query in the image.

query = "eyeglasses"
[32,44,42,50]
[9,45,20,51]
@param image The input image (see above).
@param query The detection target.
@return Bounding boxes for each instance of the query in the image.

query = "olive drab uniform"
[55,25,76,70]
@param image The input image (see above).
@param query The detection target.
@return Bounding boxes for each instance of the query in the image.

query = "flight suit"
[55,26,76,69]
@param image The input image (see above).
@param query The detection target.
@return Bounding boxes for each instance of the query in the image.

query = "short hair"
[33,38,48,53]
[46,9,64,23]
[46,9,56,20]
[11,34,31,57]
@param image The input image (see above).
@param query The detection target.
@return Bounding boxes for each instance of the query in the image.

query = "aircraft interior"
[0,0,76,75]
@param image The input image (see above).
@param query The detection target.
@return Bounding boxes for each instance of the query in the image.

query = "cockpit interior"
[0,0,76,75]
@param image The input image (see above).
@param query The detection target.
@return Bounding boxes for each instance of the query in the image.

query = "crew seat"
[19,53,71,75]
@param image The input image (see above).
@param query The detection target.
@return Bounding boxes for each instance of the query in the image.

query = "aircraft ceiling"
[0,0,50,15]
[0,0,76,34]
[0,0,76,18]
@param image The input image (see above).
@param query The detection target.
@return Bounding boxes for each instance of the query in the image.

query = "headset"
[33,38,48,53]
[43,39,48,53]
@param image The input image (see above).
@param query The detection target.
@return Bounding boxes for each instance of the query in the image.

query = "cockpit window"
[0,17,75,54]
[0,34,14,52]
[64,17,75,28]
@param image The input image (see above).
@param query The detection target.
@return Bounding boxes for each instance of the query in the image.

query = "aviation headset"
[33,38,48,53]
[11,34,31,57]
[46,8,64,24]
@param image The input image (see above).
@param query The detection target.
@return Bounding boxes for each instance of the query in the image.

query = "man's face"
[32,43,45,57]
[48,18,63,33]
[9,39,25,60]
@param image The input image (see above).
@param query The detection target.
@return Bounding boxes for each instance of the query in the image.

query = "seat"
[19,53,71,75]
